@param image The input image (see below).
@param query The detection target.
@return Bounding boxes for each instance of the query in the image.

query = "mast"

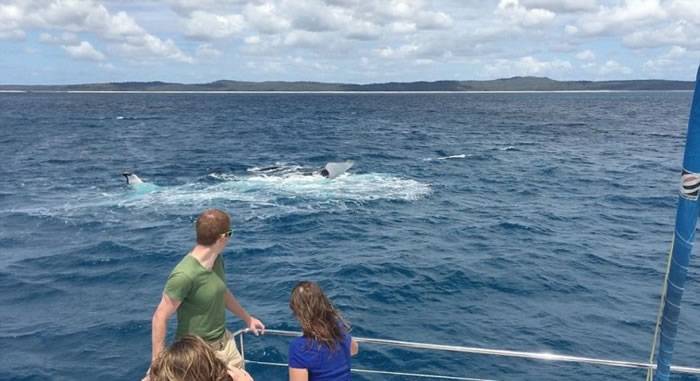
[652,65,700,381]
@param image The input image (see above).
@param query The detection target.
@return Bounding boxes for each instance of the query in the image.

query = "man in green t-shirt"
[146,209,265,379]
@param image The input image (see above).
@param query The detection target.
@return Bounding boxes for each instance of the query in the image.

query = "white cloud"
[414,10,452,29]
[666,45,688,59]
[521,0,598,12]
[374,41,451,61]
[598,60,632,75]
[240,34,286,55]
[62,40,105,61]
[373,0,420,19]
[0,29,25,40]
[581,61,597,70]
[99,62,115,70]
[497,0,556,27]
[39,32,79,44]
[414,58,434,66]
[668,0,700,24]
[570,0,667,36]
[486,56,573,78]
[644,45,687,70]
[375,44,420,59]
[35,2,143,39]
[118,34,193,63]
[0,4,22,22]
[5,0,192,63]
[283,30,325,47]
[196,43,222,58]
[184,10,245,40]
[100,11,144,39]
[344,20,381,40]
[240,0,452,39]
[244,35,261,45]
[519,56,572,73]
[285,1,346,32]
[311,61,336,71]
[390,21,416,34]
[0,3,25,40]
[365,0,451,29]
[243,3,291,34]
[576,49,595,61]
[578,59,635,78]
[3,0,699,82]
[159,0,458,59]
[167,0,237,15]
[287,55,337,71]
[246,59,285,73]
[623,20,700,49]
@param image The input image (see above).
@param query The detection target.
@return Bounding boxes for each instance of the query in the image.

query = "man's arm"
[350,338,359,356]
[224,288,265,334]
[289,368,309,381]
[151,293,181,363]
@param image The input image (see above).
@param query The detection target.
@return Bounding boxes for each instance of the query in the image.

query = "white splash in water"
[110,170,430,209]
[207,171,430,202]
[424,154,467,161]
[11,170,430,220]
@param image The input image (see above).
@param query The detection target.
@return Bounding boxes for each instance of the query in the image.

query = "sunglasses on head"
[222,229,233,238]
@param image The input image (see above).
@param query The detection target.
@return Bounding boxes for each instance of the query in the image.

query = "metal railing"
[230,328,700,381]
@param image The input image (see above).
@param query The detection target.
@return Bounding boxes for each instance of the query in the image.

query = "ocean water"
[1,91,699,381]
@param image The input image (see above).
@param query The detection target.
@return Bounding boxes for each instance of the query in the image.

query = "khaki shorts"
[207,330,244,370]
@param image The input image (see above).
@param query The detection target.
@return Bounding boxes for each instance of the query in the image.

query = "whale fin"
[122,172,144,185]
[322,161,354,179]
[121,172,159,195]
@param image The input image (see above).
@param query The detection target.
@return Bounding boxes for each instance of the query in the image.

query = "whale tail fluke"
[322,161,354,179]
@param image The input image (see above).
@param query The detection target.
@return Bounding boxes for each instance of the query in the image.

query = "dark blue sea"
[1,91,699,381]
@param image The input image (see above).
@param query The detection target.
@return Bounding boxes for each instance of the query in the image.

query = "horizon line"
[1,90,694,94]
[1,76,696,87]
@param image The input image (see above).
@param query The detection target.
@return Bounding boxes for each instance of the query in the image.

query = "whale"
[248,161,354,179]
[320,161,354,179]
[122,172,144,185]
[122,172,159,194]
[119,162,354,200]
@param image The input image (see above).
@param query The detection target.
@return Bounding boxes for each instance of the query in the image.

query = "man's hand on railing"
[247,316,266,336]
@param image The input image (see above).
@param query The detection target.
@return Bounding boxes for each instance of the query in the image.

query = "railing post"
[240,330,245,366]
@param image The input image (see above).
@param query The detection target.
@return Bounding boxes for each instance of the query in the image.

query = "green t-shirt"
[164,254,226,341]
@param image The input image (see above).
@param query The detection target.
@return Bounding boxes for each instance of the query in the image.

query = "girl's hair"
[289,281,349,350]
[150,335,230,381]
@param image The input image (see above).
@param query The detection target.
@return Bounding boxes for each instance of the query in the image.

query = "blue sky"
[1,0,699,84]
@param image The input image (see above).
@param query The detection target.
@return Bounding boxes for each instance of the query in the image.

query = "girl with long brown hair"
[288,281,359,381]
[149,335,253,381]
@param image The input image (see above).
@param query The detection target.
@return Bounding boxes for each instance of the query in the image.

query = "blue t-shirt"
[289,332,352,381]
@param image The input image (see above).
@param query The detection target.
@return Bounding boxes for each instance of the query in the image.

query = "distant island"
[0,76,694,92]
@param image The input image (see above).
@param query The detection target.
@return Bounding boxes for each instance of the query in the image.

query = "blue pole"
[653,66,700,381]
